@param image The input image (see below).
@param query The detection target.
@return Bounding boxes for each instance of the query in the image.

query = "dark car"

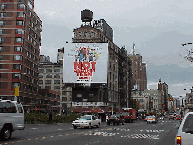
[176,115,181,120]
[107,114,124,125]
[169,115,175,120]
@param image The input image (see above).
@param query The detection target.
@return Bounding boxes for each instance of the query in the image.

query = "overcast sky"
[34,0,193,98]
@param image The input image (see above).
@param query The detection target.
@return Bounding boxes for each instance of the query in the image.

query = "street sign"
[66,108,71,114]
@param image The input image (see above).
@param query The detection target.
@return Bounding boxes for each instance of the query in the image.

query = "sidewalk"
[25,122,72,126]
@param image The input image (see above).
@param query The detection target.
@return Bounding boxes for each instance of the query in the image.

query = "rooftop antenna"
[133,42,135,55]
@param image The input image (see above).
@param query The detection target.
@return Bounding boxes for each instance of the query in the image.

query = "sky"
[34,0,193,98]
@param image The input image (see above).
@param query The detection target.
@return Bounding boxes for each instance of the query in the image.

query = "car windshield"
[182,114,193,133]
[148,116,155,119]
[122,112,129,116]
[80,116,91,120]
[110,115,118,118]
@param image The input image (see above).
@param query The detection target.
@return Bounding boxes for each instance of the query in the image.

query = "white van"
[0,99,25,140]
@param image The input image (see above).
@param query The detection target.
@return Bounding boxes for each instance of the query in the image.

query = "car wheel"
[89,123,92,129]
[73,125,77,129]
[97,123,100,128]
[1,127,12,140]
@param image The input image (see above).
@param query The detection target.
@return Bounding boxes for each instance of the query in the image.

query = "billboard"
[63,43,108,83]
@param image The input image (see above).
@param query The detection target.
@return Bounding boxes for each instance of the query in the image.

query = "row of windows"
[38,74,60,78]
[27,35,37,46]
[38,80,61,85]
[39,69,61,73]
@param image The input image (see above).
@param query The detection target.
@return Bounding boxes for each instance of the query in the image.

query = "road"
[0,118,180,145]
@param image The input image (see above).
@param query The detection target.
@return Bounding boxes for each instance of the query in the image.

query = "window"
[17,4,25,10]
[1,12,6,18]
[46,69,52,73]
[54,74,60,78]
[0,46,3,52]
[34,40,36,46]
[17,12,25,18]
[38,75,43,78]
[15,29,24,35]
[32,22,34,27]
[45,80,51,84]
[0,29,4,35]
[46,74,52,78]
[54,86,60,90]
[13,55,22,61]
[54,80,60,84]
[39,69,44,73]
[0,20,5,26]
[54,69,60,73]
[34,33,37,38]
[14,46,23,52]
[12,73,21,79]
[1,4,6,10]
[13,64,21,70]
[0,37,4,43]
[16,20,24,26]
[15,37,24,43]
[0,102,17,113]
[45,86,51,90]
[62,91,67,95]
[38,80,43,85]
[62,97,67,101]
[28,0,33,9]
[36,19,38,24]
[17,103,23,113]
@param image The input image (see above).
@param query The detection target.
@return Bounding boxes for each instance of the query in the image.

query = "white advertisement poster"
[63,43,108,83]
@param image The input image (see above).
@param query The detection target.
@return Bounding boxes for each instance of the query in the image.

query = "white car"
[0,99,25,140]
[72,115,101,129]
[175,112,193,145]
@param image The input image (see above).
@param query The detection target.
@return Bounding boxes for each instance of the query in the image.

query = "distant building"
[158,78,169,111]
[128,53,147,91]
[57,47,64,64]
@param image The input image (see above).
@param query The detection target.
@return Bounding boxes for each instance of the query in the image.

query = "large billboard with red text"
[63,43,108,83]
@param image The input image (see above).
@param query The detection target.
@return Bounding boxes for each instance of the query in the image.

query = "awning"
[71,107,104,113]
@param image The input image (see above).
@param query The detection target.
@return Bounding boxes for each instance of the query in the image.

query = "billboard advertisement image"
[63,43,108,83]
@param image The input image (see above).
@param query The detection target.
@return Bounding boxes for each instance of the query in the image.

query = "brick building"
[128,53,147,91]
[0,0,59,112]
[67,9,132,112]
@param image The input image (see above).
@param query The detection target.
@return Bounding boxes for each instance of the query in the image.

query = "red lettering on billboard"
[74,61,97,80]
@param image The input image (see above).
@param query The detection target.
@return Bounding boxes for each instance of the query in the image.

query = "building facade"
[0,0,60,112]
[67,9,132,111]
[157,78,169,111]
[128,53,147,91]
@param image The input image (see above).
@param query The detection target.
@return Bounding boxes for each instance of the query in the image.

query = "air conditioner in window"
[1,5,5,10]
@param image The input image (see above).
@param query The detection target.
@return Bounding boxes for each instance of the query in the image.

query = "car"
[0,99,25,140]
[147,116,158,124]
[107,114,124,125]
[72,115,101,129]
[176,115,181,120]
[175,112,193,145]
[144,116,149,122]
[160,116,164,120]
[169,115,175,120]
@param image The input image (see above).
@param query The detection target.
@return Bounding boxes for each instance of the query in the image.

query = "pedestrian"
[106,114,108,122]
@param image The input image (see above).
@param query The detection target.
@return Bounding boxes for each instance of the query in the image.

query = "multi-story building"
[0,0,60,112]
[131,89,164,114]
[0,0,41,109]
[158,78,169,111]
[128,52,147,91]
[68,9,132,112]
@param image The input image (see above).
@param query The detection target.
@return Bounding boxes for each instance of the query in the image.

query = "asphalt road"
[0,118,180,145]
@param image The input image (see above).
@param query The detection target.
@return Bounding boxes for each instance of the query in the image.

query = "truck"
[122,108,136,123]
[0,99,25,140]
[72,115,101,129]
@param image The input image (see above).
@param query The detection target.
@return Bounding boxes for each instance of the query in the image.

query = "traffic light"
[133,100,136,109]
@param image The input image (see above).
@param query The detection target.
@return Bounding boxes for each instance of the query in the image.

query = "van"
[0,99,25,140]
